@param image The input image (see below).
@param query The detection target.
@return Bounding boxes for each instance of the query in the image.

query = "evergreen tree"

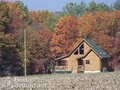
[114,0,120,10]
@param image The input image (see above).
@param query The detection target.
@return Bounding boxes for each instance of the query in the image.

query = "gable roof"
[84,38,110,58]
[56,38,110,60]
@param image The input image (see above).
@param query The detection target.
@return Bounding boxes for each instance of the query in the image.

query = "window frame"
[78,59,83,65]
[74,49,78,55]
[79,44,84,54]
[86,60,90,64]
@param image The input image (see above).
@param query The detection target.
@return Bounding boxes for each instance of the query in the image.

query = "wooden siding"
[60,42,92,73]
[83,42,91,55]
[55,42,94,73]
[83,51,101,71]
[72,42,91,56]
[55,40,109,73]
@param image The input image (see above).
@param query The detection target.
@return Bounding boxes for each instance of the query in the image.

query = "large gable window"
[79,44,84,54]
[74,44,84,55]
[74,49,78,55]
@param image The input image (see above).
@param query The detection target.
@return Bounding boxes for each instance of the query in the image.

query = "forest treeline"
[0,0,120,76]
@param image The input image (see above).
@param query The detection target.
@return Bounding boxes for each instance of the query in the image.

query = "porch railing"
[55,66,68,71]
[78,65,84,73]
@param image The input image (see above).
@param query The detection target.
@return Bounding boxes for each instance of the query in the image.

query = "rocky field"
[0,72,120,90]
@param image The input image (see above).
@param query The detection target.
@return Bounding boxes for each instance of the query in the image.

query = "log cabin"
[55,38,110,73]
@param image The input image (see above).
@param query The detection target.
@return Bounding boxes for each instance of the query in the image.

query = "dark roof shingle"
[84,38,110,58]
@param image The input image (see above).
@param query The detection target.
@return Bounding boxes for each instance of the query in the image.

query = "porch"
[55,66,68,71]
[55,66,72,73]
[55,59,71,73]
[77,59,84,73]
[77,65,84,73]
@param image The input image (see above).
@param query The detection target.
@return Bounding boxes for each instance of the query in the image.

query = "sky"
[11,0,115,12]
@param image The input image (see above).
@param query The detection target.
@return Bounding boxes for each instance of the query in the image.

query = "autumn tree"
[0,1,24,76]
[15,1,31,25]
[109,11,120,71]
[50,16,79,58]
[77,11,118,55]
[114,10,120,32]
[26,29,53,74]
[29,11,38,24]
[30,10,57,31]
[112,31,120,71]
[6,2,28,33]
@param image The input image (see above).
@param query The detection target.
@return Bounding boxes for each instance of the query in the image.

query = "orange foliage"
[77,11,118,55]
[30,11,41,26]
[50,16,79,57]
[7,2,28,33]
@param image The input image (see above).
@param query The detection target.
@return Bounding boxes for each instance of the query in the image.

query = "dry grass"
[0,72,120,90]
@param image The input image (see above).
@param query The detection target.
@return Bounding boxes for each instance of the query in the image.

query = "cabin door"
[77,59,84,73]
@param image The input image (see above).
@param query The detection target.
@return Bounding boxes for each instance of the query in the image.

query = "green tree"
[0,1,10,33]
[30,10,57,31]
[114,0,120,10]
[60,2,86,17]
[86,1,98,13]
[86,1,112,13]
[78,1,87,16]
[15,1,32,25]
[0,33,23,76]
[60,1,112,17]
[97,3,113,11]
[0,1,24,76]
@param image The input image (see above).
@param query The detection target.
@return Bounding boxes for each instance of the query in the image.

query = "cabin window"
[74,49,78,55]
[78,59,83,65]
[61,61,67,66]
[57,60,62,66]
[56,60,67,66]
[86,60,90,64]
[79,44,84,54]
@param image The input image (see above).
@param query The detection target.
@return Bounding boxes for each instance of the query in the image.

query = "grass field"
[0,72,120,90]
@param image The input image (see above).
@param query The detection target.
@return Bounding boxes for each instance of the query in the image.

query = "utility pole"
[24,29,27,76]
